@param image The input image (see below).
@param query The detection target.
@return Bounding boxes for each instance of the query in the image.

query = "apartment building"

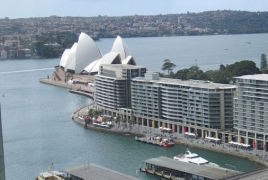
[233,74,268,150]
[131,72,237,131]
[95,64,146,110]
[95,68,237,141]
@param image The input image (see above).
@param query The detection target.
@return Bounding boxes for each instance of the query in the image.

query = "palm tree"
[122,117,127,129]
[128,119,133,130]
[115,116,121,128]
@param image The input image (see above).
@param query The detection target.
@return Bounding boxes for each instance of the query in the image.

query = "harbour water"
[0,33,267,179]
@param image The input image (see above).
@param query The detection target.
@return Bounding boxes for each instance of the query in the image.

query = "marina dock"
[141,156,241,180]
[135,134,163,146]
[135,134,175,147]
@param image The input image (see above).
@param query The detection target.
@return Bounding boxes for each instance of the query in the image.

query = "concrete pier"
[40,78,94,98]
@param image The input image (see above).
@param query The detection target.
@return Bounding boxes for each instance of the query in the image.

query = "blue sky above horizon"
[2,0,268,19]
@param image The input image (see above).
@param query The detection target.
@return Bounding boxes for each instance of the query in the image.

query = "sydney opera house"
[52,32,137,83]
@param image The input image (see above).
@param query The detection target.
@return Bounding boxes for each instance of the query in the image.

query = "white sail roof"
[60,49,70,67]
[59,33,137,74]
[88,52,122,73]
[84,59,101,73]
[65,43,77,71]
[122,56,136,65]
[75,32,102,74]
[110,36,131,60]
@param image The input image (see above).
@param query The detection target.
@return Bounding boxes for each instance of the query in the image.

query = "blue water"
[97,33,268,72]
[0,33,267,179]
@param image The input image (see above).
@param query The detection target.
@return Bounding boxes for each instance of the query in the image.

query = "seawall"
[72,105,268,167]
[40,78,94,98]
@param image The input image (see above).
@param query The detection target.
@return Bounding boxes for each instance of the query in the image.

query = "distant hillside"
[184,10,268,34]
[1,10,268,39]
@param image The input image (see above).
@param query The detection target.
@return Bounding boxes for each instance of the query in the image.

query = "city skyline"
[2,0,268,19]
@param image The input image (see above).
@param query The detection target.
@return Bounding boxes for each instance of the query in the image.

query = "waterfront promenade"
[72,104,268,168]
[39,78,94,98]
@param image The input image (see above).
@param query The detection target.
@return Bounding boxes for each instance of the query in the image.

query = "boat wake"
[0,68,54,74]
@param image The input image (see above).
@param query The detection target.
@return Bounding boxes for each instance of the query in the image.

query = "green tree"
[88,109,94,117]
[189,65,199,72]
[226,60,260,76]
[260,54,267,70]
[115,116,121,127]
[174,68,189,80]
[211,70,232,84]
[122,118,127,124]
[161,59,176,74]
[103,116,107,122]
[219,64,226,70]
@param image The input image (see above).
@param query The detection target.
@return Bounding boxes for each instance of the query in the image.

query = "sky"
[2,0,268,19]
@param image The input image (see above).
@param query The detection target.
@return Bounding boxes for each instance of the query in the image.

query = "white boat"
[173,149,218,166]
[93,122,111,128]
[36,164,64,180]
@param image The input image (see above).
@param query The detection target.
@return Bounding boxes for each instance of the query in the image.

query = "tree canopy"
[226,60,260,76]
[161,59,176,74]
[161,59,262,84]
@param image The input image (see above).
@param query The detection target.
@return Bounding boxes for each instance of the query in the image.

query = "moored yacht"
[173,149,218,166]
[36,164,64,180]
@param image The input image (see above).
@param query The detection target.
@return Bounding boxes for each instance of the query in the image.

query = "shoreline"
[40,78,268,167]
[72,105,268,167]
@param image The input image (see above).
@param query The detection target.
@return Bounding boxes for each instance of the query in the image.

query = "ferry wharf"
[64,163,140,180]
[141,156,241,180]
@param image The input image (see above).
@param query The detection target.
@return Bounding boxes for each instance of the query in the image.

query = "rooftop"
[101,64,146,70]
[133,77,237,90]
[65,164,140,180]
[144,156,240,179]
[234,74,268,81]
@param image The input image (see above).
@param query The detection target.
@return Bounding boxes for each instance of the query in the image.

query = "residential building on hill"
[0,50,7,59]
[233,74,268,150]
[4,40,20,47]
[17,49,31,59]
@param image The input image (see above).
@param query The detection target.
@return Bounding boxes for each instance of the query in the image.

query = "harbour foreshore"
[72,104,268,167]
[39,78,94,98]
[40,79,268,166]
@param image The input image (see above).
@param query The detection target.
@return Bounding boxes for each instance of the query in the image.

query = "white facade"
[60,49,70,67]
[65,43,77,71]
[110,36,131,60]
[131,73,236,130]
[233,74,268,150]
[75,32,102,73]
